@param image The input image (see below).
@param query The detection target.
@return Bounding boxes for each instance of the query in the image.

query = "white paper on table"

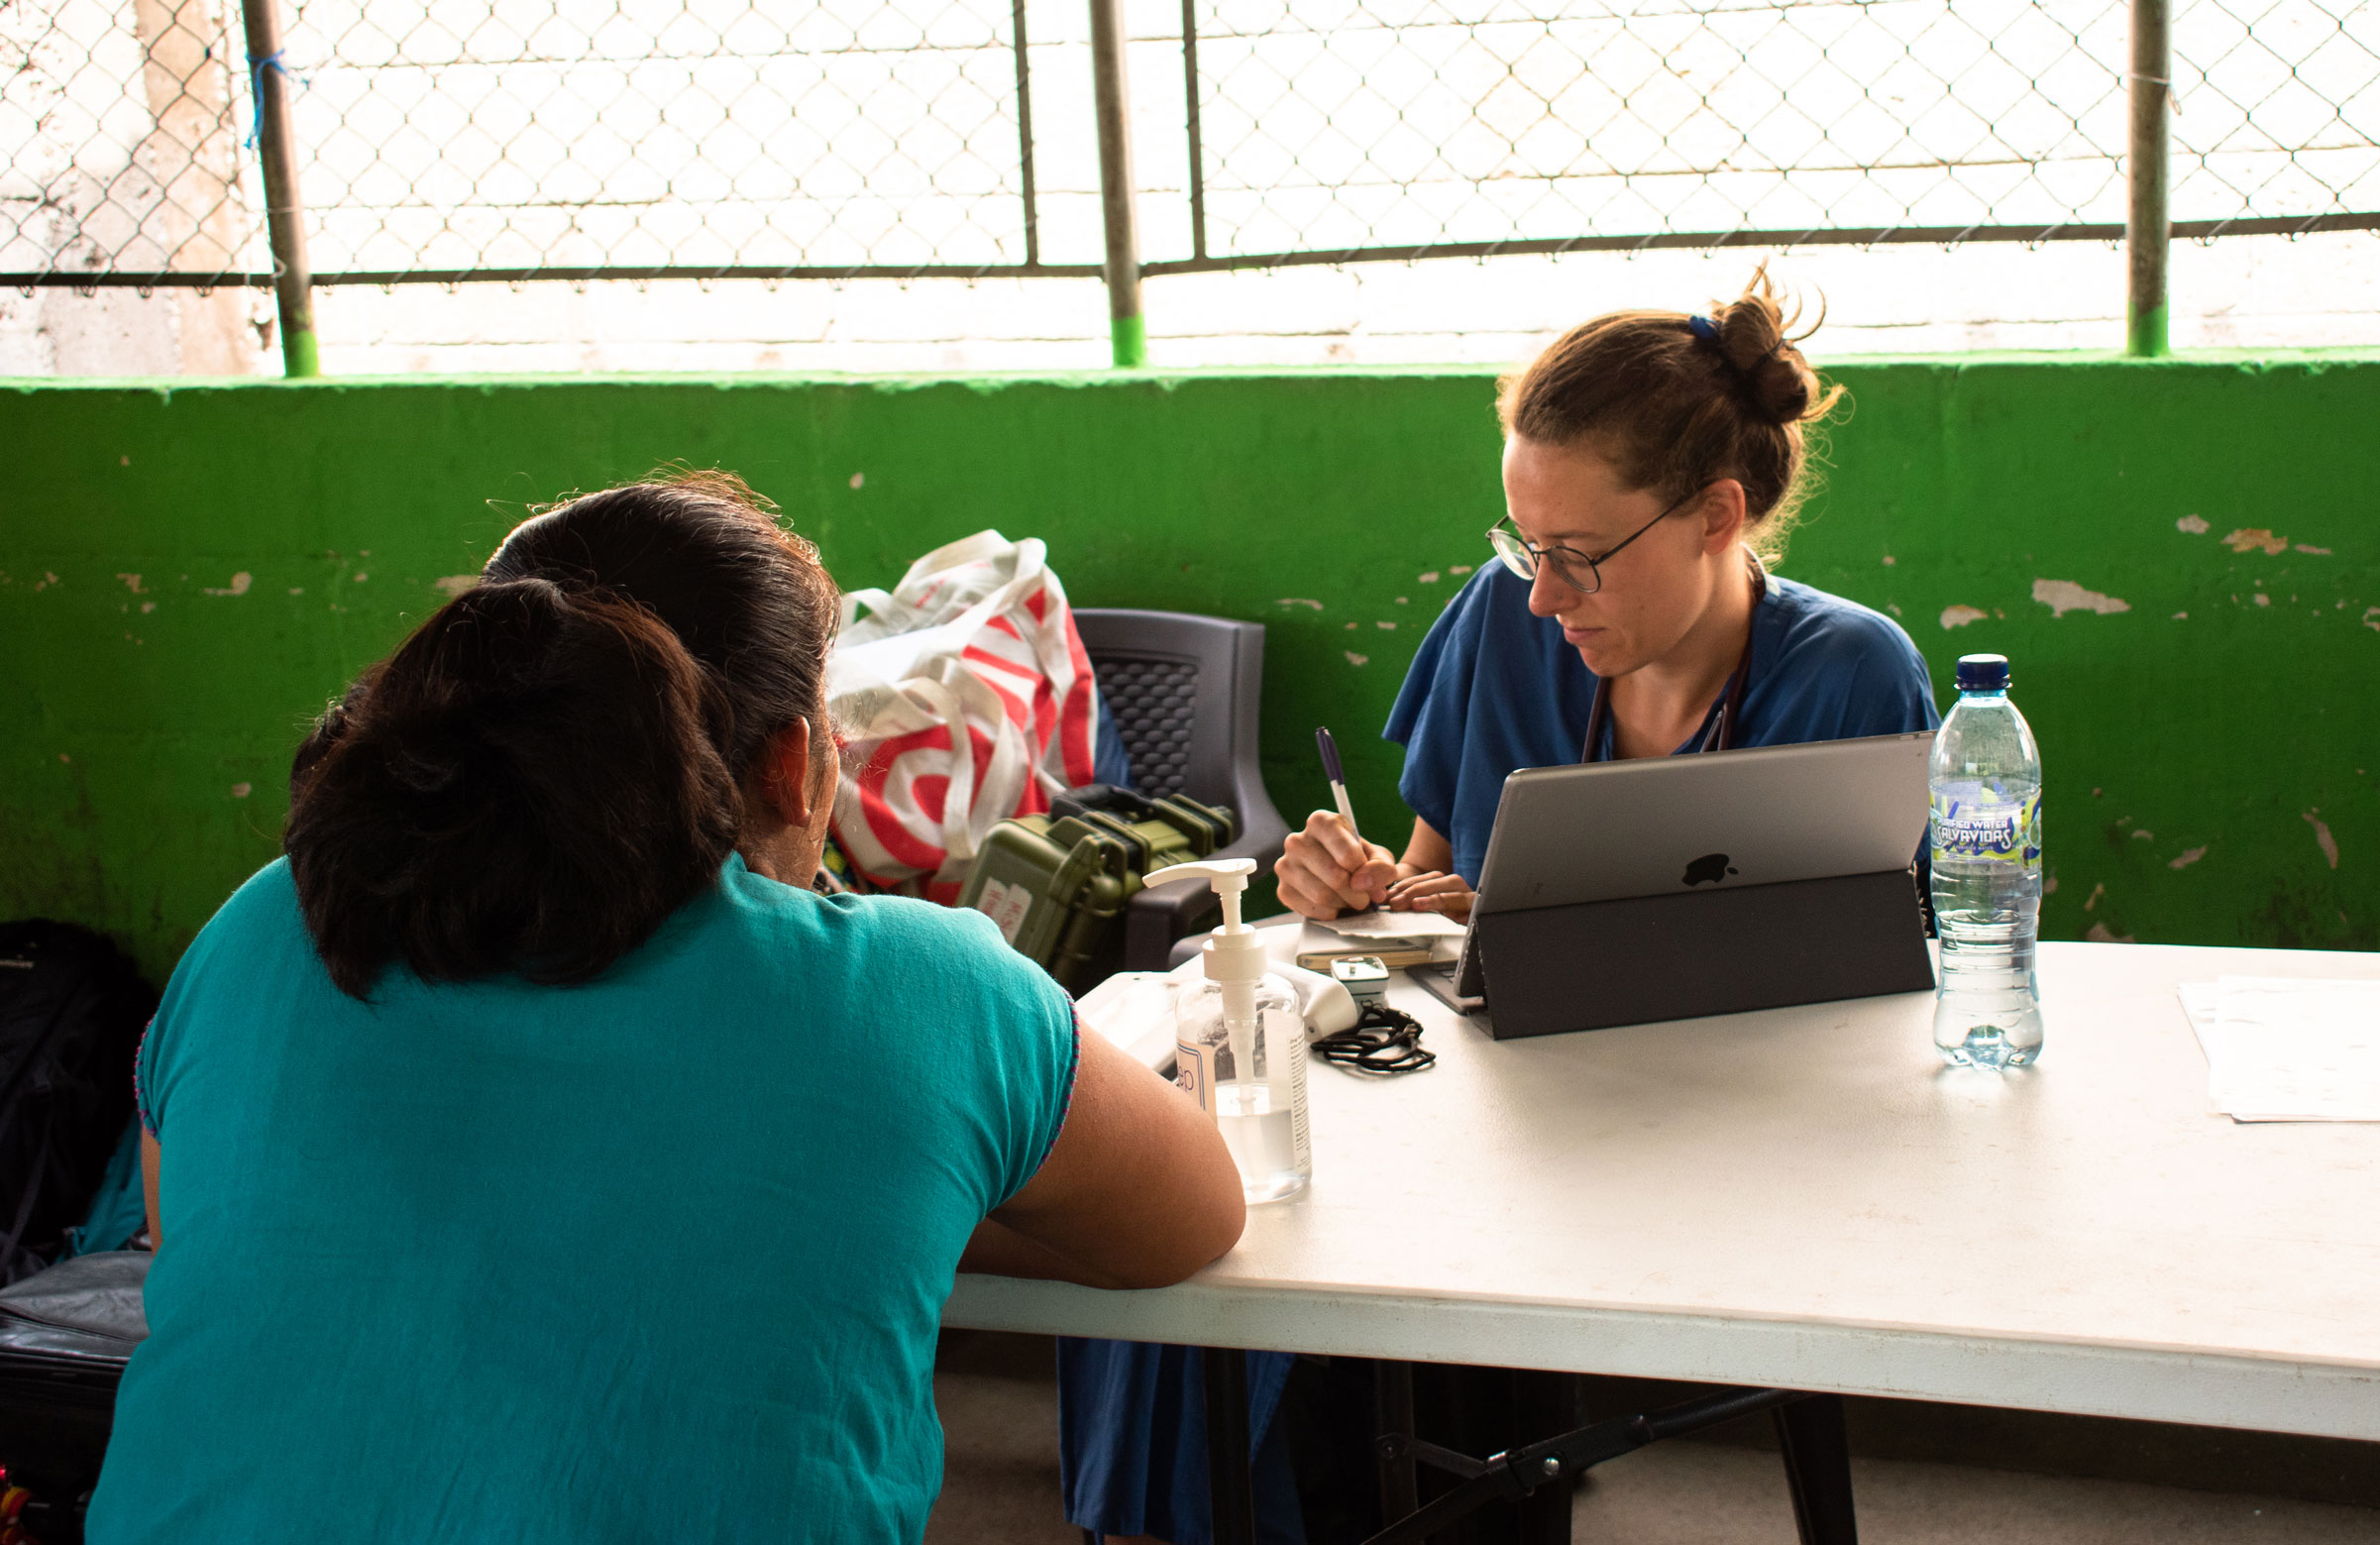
[1309,910,1469,941]
[1295,919,1463,968]
[2176,976,2380,1122]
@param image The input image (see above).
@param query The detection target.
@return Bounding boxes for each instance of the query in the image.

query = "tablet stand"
[1472,869,1935,1039]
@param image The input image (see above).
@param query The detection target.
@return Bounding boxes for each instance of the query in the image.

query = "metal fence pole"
[1009,0,1041,268]
[1180,0,1207,262]
[2126,0,2171,358]
[240,0,318,376]
[1088,0,1146,367]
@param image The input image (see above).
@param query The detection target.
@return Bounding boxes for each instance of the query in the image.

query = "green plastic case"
[957,794,1239,989]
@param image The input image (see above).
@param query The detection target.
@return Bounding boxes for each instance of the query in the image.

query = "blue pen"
[1314,726,1363,848]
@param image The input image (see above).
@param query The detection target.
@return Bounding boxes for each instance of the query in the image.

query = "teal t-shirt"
[89,854,1077,1544]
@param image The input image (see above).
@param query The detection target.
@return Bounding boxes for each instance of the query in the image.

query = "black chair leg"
[1774,1393,1858,1545]
[1205,1347,1258,1545]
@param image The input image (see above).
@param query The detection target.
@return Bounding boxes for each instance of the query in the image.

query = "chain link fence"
[4,0,261,285]
[6,0,2374,291]
[1169,0,2377,270]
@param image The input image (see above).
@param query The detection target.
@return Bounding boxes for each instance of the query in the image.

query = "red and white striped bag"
[827,531,1100,903]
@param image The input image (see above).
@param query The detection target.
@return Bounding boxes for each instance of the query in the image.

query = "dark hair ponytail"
[286,473,838,998]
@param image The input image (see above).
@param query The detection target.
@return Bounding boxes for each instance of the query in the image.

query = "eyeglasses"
[1486,488,1700,597]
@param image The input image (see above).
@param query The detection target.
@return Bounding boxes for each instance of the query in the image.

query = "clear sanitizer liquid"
[1176,976,1313,1205]
[1147,856,1314,1206]
[1929,653,2045,1069]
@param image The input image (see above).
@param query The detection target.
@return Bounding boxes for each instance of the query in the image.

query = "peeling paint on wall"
[2222,528,2290,555]
[1939,605,1987,629]
[7,362,2376,980]
[433,575,479,599]
[1275,598,1323,610]
[2032,579,2130,617]
[2304,812,2341,870]
[1345,651,1368,666]
[2170,845,2208,869]
[201,571,252,597]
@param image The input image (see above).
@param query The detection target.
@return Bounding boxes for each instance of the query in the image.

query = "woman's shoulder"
[1765,575,1926,666]
[1392,565,1558,717]
[1757,575,1940,734]
[714,861,1057,1004]
[174,858,310,975]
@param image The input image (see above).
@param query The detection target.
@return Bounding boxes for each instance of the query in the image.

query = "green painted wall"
[5,357,2376,987]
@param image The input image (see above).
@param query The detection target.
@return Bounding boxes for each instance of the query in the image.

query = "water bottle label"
[1932,792,2042,863]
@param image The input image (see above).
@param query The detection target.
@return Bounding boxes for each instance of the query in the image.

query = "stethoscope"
[1580,554,1767,764]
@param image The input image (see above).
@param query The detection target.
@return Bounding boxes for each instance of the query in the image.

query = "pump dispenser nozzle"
[1145,858,1263,981]
[1145,858,1256,930]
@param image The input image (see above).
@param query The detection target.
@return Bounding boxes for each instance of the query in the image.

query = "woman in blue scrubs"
[1277,271,1939,924]
[1063,272,1940,1545]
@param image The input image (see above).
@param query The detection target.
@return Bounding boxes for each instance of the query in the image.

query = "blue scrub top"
[1386,563,1942,883]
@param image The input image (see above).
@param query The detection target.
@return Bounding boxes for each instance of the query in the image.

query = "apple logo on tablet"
[1682,853,1738,887]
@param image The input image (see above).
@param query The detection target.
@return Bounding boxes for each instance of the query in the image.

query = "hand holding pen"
[1274,726,1477,923]
[1273,727,1402,920]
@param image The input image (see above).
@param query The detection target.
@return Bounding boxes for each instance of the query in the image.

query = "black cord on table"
[1312,1004,1437,1075]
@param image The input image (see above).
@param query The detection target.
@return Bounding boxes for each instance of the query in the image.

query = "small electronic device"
[1414,732,1937,1036]
[1329,955,1391,1006]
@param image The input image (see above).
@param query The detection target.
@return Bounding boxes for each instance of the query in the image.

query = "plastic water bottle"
[1929,654,2044,1068]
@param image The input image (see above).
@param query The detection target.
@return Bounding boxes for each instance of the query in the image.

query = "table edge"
[944,1274,2380,1444]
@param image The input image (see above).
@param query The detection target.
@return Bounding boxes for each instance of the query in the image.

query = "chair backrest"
[1072,609,1288,857]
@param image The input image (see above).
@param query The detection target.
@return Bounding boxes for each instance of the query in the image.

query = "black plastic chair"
[1074,609,1292,971]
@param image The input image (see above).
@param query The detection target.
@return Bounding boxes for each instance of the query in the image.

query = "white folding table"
[945,938,2380,1538]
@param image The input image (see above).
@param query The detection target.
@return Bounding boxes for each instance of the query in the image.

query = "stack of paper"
[2177,976,2380,1122]
[1297,910,1467,970]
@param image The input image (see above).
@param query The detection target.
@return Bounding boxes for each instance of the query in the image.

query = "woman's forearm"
[1397,818,1455,877]
[958,1216,1126,1288]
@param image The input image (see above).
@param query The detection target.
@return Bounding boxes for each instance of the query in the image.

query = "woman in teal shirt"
[90,473,1244,1543]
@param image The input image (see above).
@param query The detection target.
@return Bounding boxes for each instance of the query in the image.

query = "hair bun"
[1711,270,1823,428]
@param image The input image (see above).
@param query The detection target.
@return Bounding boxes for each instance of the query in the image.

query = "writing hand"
[1275,810,1399,920]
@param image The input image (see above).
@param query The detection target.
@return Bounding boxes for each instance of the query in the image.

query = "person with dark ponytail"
[1275,268,1941,923]
[90,473,1244,1544]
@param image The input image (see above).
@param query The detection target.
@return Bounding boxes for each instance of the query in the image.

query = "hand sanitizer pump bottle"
[1145,859,1313,1204]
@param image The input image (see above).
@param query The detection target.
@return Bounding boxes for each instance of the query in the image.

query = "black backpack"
[0,923,156,1284]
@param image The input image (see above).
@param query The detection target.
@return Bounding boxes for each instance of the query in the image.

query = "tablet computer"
[1416,731,1934,1013]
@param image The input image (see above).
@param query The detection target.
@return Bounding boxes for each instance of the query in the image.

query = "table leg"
[1373,1359,1420,1523]
[1774,1393,1858,1545]
[1510,1370,1576,1545]
[1204,1346,1258,1545]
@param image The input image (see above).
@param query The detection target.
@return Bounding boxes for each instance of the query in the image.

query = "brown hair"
[1496,268,1844,558]
[284,472,839,998]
